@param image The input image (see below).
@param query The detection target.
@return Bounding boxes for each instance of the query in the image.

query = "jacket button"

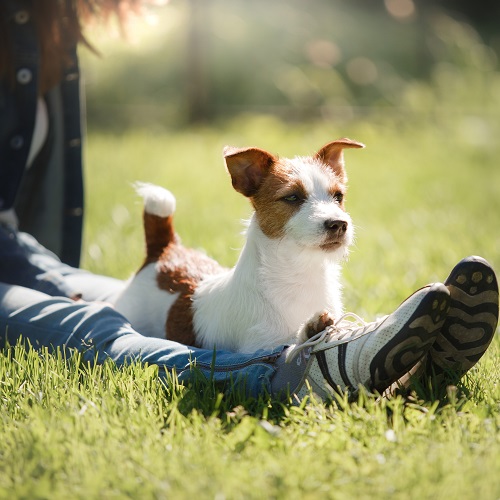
[17,68,32,84]
[14,10,30,24]
[68,208,83,217]
[10,135,24,150]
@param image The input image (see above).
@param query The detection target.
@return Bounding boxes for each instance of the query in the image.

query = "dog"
[111,138,364,353]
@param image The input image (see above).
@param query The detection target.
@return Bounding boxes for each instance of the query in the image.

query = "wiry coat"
[112,139,364,352]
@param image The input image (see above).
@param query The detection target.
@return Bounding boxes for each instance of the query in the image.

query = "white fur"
[192,157,350,352]
[193,216,344,352]
[134,182,176,217]
[283,157,353,253]
[113,263,179,339]
[116,154,352,353]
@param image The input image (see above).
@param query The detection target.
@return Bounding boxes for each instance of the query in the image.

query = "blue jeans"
[0,225,284,397]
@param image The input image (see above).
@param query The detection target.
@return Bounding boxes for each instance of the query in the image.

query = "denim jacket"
[0,0,84,267]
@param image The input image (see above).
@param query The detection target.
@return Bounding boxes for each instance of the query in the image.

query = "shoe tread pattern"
[429,257,499,375]
[370,289,450,393]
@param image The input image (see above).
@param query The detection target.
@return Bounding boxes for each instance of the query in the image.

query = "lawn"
[1,114,500,499]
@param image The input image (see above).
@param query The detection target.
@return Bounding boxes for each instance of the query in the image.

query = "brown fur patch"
[154,243,225,347]
[315,138,364,184]
[327,184,347,209]
[251,160,347,238]
[224,147,276,197]
[143,212,178,261]
[251,161,307,239]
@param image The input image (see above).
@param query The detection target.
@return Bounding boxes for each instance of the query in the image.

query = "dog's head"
[224,138,364,257]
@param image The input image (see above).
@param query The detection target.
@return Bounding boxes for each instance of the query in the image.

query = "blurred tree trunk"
[186,0,210,123]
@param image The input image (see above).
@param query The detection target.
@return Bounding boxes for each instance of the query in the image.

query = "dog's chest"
[266,265,341,329]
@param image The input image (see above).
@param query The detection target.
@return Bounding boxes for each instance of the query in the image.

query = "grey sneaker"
[281,283,450,401]
[417,256,499,382]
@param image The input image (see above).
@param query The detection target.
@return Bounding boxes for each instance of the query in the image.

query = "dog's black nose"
[324,219,347,236]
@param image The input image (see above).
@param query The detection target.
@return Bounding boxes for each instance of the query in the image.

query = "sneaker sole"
[369,283,450,394]
[425,256,499,377]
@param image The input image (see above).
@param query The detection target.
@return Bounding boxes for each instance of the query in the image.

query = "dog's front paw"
[298,310,335,343]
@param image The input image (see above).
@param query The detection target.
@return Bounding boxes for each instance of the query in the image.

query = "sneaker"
[276,283,450,401]
[422,256,499,380]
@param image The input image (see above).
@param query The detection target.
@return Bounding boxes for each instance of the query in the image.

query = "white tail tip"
[133,182,176,218]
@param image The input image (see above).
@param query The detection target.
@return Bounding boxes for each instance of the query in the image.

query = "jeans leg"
[0,283,283,397]
[61,271,125,302]
[0,225,124,301]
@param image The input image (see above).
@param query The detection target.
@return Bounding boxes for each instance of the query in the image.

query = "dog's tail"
[134,182,177,261]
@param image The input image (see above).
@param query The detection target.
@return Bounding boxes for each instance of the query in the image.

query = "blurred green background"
[81,0,500,130]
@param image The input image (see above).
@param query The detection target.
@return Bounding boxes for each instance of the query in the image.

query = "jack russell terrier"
[112,138,364,353]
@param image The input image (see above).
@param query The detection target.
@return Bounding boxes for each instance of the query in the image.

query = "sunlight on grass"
[1,337,499,498]
[2,114,500,498]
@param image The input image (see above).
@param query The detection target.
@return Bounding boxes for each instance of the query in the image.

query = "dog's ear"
[315,138,365,182]
[224,146,276,197]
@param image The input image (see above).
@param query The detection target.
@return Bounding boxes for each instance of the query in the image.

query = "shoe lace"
[285,312,387,364]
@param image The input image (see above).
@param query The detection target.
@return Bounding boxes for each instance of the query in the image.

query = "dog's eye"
[333,192,344,203]
[282,194,303,203]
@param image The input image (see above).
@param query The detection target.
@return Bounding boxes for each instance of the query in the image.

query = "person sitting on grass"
[0,0,498,403]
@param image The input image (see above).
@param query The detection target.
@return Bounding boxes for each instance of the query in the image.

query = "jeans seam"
[192,353,281,373]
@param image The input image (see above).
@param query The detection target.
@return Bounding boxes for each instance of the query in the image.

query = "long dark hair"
[0,0,143,93]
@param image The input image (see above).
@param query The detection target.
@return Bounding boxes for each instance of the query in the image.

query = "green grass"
[2,114,500,498]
